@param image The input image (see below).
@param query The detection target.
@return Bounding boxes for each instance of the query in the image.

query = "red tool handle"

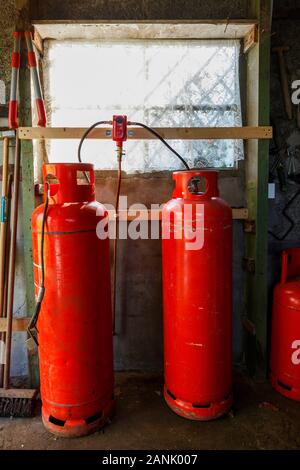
[8,100,18,130]
[24,31,47,127]
[8,32,21,129]
[35,98,47,127]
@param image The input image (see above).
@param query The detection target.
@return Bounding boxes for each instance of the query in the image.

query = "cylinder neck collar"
[172,170,219,200]
[43,163,95,204]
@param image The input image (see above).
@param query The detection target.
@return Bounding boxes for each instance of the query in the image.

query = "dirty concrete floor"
[1,371,300,450]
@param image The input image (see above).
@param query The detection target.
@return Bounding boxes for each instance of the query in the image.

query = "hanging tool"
[0,31,39,416]
[286,147,300,180]
[24,32,47,127]
[0,137,37,417]
[272,46,293,120]
[0,130,15,386]
[27,183,49,346]
[8,31,46,130]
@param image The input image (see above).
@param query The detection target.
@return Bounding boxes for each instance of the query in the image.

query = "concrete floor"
[1,371,300,450]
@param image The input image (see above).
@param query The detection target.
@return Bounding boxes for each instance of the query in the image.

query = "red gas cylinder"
[270,248,300,401]
[162,170,233,420]
[32,163,114,437]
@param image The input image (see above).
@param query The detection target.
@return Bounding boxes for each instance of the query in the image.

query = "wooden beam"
[0,317,30,333]
[16,1,40,388]
[0,388,38,399]
[18,126,272,141]
[107,207,248,221]
[243,25,259,53]
[33,19,259,25]
[33,19,258,41]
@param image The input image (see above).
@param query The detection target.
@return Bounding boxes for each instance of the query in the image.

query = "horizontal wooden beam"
[33,19,259,25]
[0,317,30,333]
[108,207,248,221]
[18,126,272,141]
[33,20,258,41]
[0,388,38,399]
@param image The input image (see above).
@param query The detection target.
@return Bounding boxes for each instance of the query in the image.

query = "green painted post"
[245,0,271,377]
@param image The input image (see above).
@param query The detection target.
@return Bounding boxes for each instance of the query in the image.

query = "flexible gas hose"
[77,120,191,335]
[128,121,190,170]
[27,184,49,346]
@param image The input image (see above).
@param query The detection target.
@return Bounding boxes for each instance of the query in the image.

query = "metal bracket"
[242,257,255,273]
[243,219,256,234]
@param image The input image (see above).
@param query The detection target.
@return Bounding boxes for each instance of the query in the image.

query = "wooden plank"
[107,207,248,221]
[232,208,249,220]
[0,388,37,399]
[0,317,30,333]
[18,126,272,141]
[243,25,258,53]
[33,20,258,41]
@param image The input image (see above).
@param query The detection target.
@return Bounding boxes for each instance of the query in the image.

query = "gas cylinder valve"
[112,115,127,159]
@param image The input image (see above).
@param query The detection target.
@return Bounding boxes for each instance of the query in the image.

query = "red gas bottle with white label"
[162,170,233,420]
[270,248,300,401]
[32,163,114,437]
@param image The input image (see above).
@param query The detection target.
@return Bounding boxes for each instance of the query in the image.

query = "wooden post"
[16,0,39,387]
[245,0,272,377]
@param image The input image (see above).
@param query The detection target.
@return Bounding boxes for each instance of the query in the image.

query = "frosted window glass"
[44,39,243,172]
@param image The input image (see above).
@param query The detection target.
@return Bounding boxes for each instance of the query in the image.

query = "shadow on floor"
[1,371,300,450]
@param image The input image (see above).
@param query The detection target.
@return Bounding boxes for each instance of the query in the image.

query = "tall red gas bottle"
[162,170,233,420]
[270,248,300,401]
[32,163,114,437]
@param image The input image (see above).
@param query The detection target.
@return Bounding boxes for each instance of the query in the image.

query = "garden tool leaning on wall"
[0,30,46,417]
[0,134,11,386]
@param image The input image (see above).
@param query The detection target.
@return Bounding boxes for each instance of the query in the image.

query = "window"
[44,39,243,172]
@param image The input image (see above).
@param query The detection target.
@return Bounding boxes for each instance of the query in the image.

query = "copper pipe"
[3,136,21,389]
[112,151,122,335]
